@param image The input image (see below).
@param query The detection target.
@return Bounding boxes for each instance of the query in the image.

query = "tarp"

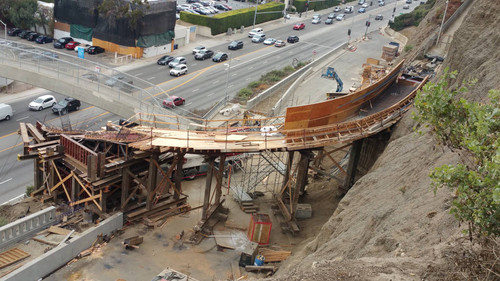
[70,24,93,41]
[54,0,99,27]
[136,31,175,48]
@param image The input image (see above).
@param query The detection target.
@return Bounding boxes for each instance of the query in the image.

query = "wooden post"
[146,152,159,210]
[33,158,42,192]
[342,139,364,193]
[71,176,77,202]
[100,189,107,212]
[174,151,185,199]
[121,167,130,210]
[282,151,294,189]
[202,156,216,220]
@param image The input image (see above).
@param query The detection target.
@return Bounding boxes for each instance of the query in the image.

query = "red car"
[163,96,185,108]
[293,23,305,30]
[65,41,80,50]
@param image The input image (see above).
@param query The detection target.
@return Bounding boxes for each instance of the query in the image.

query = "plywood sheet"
[0,248,30,269]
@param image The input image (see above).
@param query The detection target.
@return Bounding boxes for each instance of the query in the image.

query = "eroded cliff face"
[262,0,499,280]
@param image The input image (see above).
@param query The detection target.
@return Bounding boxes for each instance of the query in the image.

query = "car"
[293,23,305,30]
[87,46,105,54]
[252,34,266,43]
[212,52,228,62]
[287,35,299,43]
[65,41,80,50]
[358,7,366,13]
[379,1,385,6]
[32,51,59,61]
[248,28,263,38]
[375,14,383,20]
[214,3,229,10]
[362,3,369,8]
[163,96,185,108]
[54,37,73,49]
[403,4,410,9]
[263,38,276,45]
[180,4,191,9]
[7,28,22,36]
[195,49,214,60]
[228,40,243,50]
[170,64,188,76]
[185,8,200,15]
[169,57,187,68]
[275,40,286,47]
[75,44,91,52]
[35,35,53,44]
[157,55,175,65]
[358,0,365,5]
[344,6,354,13]
[328,13,337,19]
[312,14,321,19]
[28,95,57,111]
[221,3,232,10]
[0,103,13,121]
[406,0,412,3]
[336,14,345,21]
[334,7,340,12]
[52,97,81,115]
[17,30,31,39]
[192,45,206,55]
[27,32,40,41]
[325,18,334,24]
[312,17,321,24]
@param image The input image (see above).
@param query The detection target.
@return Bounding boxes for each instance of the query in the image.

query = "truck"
[165,153,244,181]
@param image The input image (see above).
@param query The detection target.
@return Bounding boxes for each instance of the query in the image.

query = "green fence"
[180,2,285,35]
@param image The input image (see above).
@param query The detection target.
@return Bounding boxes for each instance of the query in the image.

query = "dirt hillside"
[259,0,499,280]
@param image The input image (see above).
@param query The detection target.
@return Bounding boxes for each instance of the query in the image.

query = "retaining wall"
[0,206,56,250]
[2,212,123,281]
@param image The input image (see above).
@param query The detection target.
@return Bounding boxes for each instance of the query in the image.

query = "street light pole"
[0,20,7,40]
[436,0,449,48]
[253,2,258,29]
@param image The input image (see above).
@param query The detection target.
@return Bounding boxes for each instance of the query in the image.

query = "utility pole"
[253,2,258,29]
[0,20,6,40]
[364,15,371,39]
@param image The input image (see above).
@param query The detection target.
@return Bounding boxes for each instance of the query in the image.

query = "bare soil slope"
[261,0,499,280]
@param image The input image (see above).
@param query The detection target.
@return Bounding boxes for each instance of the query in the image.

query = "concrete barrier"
[2,212,123,281]
[0,206,56,250]
[247,42,348,111]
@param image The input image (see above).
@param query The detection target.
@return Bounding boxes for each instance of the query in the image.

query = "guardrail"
[0,39,195,128]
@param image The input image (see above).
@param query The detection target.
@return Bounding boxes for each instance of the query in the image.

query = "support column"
[70,177,77,202]
[33,158,42,192]
[282,151,294,189]
[214,155,226,205]
[202,156,216,220]
[292,150,312,217]
[146,152,159,210]
[174,152,186,199]
[342,139,364,192]
[121,167,130,211]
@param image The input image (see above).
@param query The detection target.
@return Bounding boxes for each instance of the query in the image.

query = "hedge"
[180,2,285,35]
[389,0,436,31]
[294,0,341,13]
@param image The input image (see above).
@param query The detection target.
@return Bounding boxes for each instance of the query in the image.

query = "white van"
[344,6,354,13]
[0,103,13,121]
[248,28,264,38]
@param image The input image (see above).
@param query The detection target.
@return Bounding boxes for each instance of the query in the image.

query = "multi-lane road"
[0,0,421,204]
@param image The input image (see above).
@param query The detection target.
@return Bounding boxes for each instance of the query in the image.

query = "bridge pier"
[342,139,364,193]
[292,150,314,217]
[202,156,215,220]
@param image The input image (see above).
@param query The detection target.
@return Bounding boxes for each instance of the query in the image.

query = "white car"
[312,17,321,24]
[29,94,57,111]
[169,57,187,68]
[334,7,340,12]
[336,14,345,21]
[170,64,188,76]
[74,44,91,52]
[248,28,264,37]
[263,38,276,45]
[192,46,206,55]
[362,3,369,8]
[379,1,385,6]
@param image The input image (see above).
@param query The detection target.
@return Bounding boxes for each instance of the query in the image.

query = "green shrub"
[248,81,261,89]
[389,0,436,31]
[294,0,341,13]
[0,217,8,227]
[404,44,414,52]
[237,88,253,100]
[283,65,295,74]
[26,185,34,197]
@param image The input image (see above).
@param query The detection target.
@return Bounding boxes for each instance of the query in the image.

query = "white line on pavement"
[208,93,215,97]
[193,89,199,92]
[136,73,143,76]
[0,178,12,185]
[213,80,219,84]
[16,116,29,121]
[147,77,155,80]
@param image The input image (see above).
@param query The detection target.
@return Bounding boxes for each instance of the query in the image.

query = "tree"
[0,0,15,25]
[8,0,38,29]
[413,69,500,237]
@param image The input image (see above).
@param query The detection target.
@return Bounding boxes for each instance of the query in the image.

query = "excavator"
[322,67,345,100]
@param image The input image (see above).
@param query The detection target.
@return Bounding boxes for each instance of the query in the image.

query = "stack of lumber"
[382,44,398,62]
[143,204,191,228]
[240,202,258,214]
[258,248,292,262]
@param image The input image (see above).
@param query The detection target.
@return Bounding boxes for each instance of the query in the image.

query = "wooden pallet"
[0,248,30,269]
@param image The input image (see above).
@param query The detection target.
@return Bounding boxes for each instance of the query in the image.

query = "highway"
[0,0,421,204]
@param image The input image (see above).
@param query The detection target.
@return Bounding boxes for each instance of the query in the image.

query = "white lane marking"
[231,73,237,76]
[193,88,199,92]
[228,84,234,87]
[246,78,251,80]
[192,63,197,66]
[208,93,215,97]
[158,67,164,70]
[16,116,29,121]
[185,102,192,106]
[147,76,155,80]
[136,72,143,76]
[1,194,25,206]
[248,66,254,70]
[0,178,12,185]
[213,80,220,84]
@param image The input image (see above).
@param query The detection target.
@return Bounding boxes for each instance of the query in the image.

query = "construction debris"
[122,235,143,249]
[0,248,30,269]
[244,265,277,273]
[152,267,198,281]
[258,248,292,262]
